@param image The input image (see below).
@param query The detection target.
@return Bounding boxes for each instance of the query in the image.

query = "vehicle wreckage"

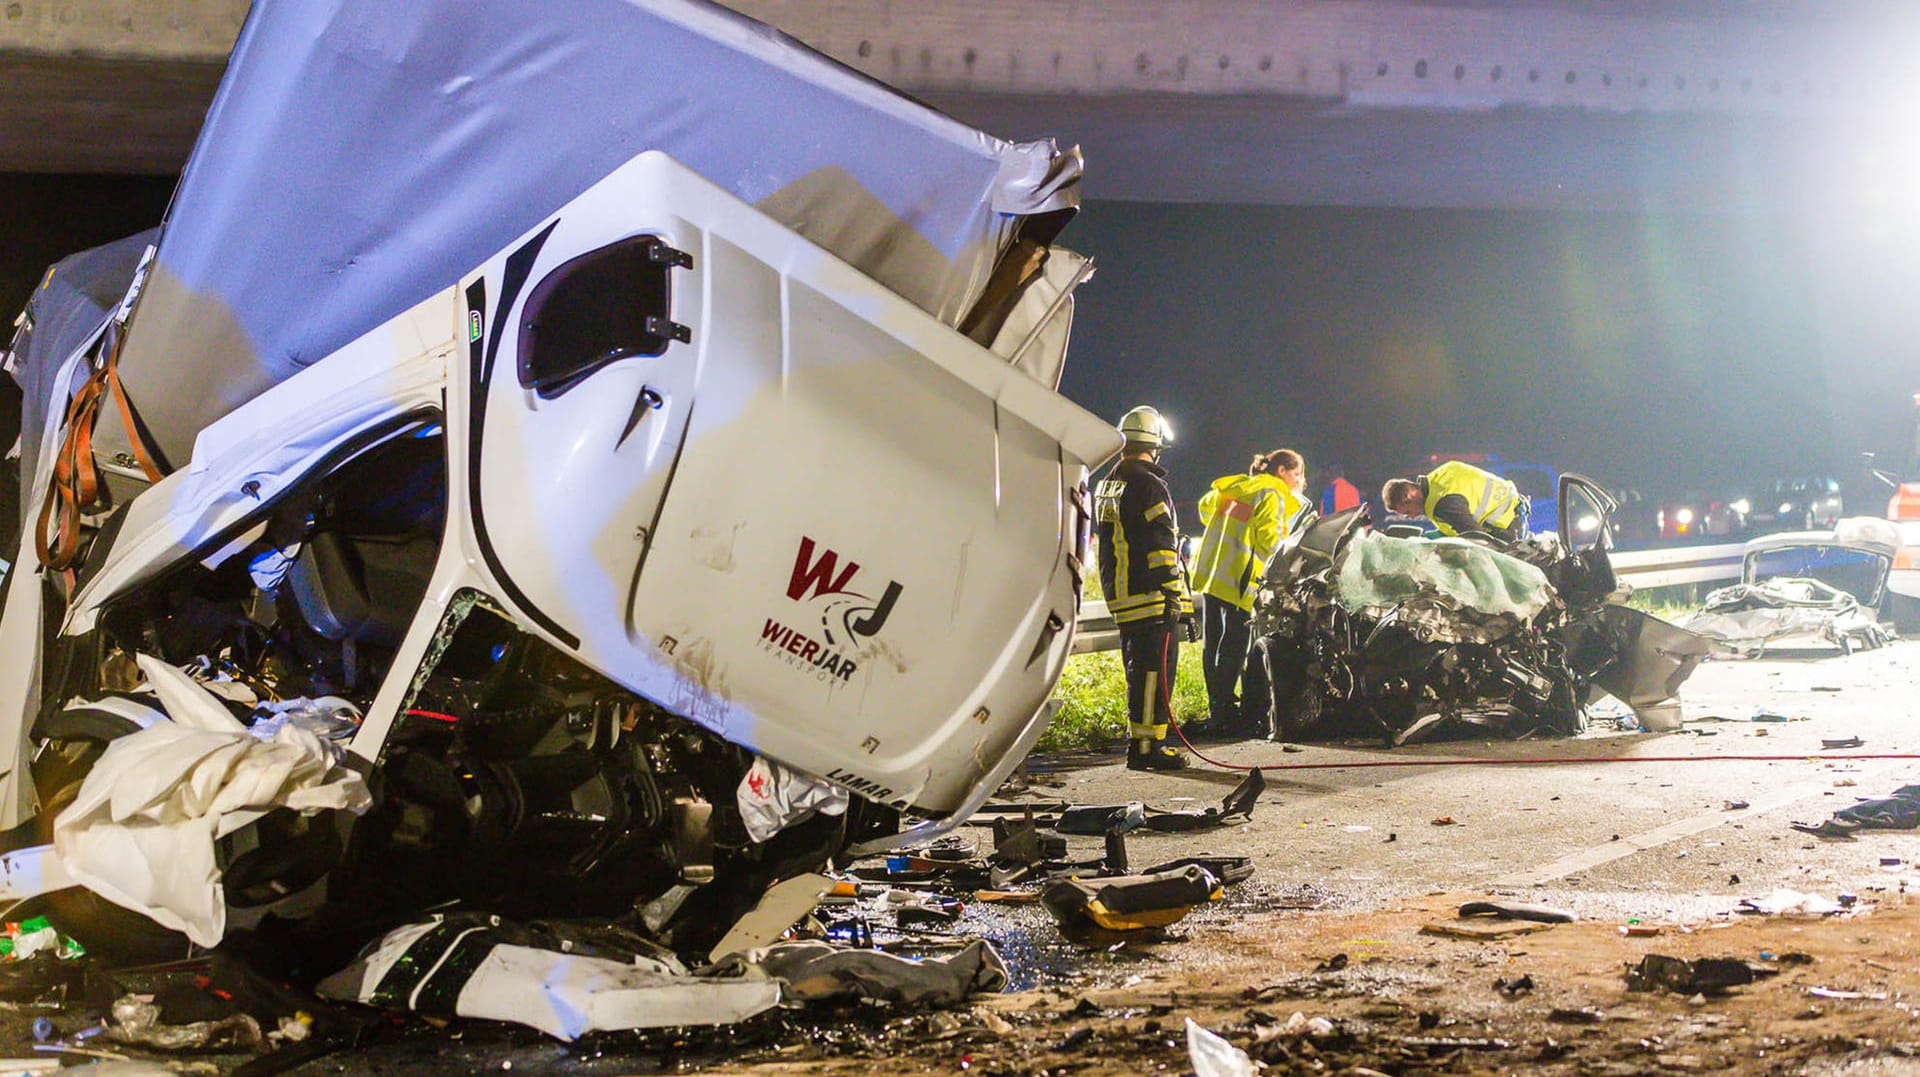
[0,0,1116,1022]
[1682,518,1901,658]
[1250,475,1712,745]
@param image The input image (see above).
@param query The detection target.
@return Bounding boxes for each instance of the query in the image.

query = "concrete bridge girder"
[0,0,1911,209]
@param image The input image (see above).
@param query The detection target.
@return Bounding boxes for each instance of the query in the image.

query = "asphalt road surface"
[1033,639,1920,925]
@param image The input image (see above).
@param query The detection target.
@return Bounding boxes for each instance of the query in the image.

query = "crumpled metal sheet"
[1686,577,1895,655]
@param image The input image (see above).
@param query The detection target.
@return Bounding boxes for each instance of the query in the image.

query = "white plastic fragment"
[736,757,850,843]
[1186,1017,1258,1077]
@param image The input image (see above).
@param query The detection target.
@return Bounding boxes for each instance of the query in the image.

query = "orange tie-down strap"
[36,346,165,572]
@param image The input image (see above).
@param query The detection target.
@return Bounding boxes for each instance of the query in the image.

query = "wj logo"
[786,536,904,645]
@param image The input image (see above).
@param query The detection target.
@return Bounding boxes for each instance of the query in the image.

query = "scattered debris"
[1625,955,1778,996]
[1458,900,1577,924]
[317,913,783,1040]
[1822,736,1866,750]
[752,939,1007,1006]
[1186,1018,1258,1077]
[1791,784,1920,839]
[1421,918,1556,941]
[1040,866,1223,934]
[1054,770,1265,834]
[1737,889,1846,917]
[1494,974,1535,996]
[1806,986,1887,1001]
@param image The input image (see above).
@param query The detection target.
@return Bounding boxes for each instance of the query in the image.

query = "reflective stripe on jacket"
[1095,456,1193,625]
[1424,460,1520,536]
[1190,473,1303,610]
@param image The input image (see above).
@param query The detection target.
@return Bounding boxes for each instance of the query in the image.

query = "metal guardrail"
[1072,542,1747,655]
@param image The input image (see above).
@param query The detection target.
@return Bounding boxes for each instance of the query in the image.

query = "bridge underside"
[0,54,1843,214]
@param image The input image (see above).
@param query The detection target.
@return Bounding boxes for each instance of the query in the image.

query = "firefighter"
[1190,448,1306,737]
[1095,405,1193,771]
[1382,460,1527,542]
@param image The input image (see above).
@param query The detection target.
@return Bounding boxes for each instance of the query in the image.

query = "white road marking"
[1490,780,1835,888]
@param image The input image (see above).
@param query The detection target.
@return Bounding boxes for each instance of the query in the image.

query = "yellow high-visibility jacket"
[1424,460,1521,536]
[1190,473,1305,610]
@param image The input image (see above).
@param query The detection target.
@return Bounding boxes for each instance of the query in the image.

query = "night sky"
[1057,200,1917,511]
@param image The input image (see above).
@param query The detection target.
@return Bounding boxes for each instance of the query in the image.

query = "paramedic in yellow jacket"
[1382,460,1528,543]
[1190,449,1306,737]
[1095,405,1194,771]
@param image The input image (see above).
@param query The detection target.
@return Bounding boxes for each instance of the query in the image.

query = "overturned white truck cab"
[0,0,1115,957]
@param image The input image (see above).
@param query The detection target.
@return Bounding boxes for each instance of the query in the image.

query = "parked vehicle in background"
[1656,490,1745,542]
[1744,476,1843,535]
[1608,487,1659,548]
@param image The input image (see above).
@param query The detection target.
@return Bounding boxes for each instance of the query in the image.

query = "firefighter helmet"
[1118,405,1174,450]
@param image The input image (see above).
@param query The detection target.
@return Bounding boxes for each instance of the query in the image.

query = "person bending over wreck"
[1095,405,1193,771]
[1190,448,1306,738]
[1383,460,1528,543]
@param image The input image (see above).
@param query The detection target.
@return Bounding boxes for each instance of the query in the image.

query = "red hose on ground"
[1168,720,1269,771]
[1163,741,1920,772]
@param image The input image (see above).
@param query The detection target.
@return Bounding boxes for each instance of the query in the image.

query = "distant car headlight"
[1730,499,1750,515]
[1779,502,1794,514]
[1575,513,1600,533]
[1675,507,1695,525]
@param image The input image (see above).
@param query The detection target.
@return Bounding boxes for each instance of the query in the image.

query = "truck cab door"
[459,192,700,660]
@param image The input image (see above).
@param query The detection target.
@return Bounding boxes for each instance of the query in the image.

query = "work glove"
[1165,588,1198,642]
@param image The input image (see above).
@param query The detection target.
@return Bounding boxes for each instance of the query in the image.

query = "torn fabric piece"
[50,655,372,947]
[749,938,1007,1006]
[317,913,780,1040]
[736,757,850,843]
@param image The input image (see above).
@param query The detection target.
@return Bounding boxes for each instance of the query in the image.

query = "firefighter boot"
[1127,737,1188,771]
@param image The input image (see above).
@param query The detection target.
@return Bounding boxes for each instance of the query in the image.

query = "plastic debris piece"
[1040,866,1222,933]
[1458,900,1576,923]
[1186,1018,1257,1077]
[753,939,1007,1006]
[318,913,780,1040]
[1737,889,1843,917]
[1822,737,1865,750]
[736,757,850,844]
[709,873,834,961]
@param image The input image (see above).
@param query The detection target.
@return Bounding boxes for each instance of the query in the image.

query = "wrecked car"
[1683,517,1900,657]
[1251,474,1710,745]
[0,0,1115,978]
